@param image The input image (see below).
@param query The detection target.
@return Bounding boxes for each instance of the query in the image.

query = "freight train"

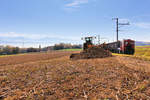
[105,39,135,55]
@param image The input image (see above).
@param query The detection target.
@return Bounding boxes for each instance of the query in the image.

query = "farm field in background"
[59,48,82,51]
[112,46,150,60]
[0,51,78,66]
[135,46,150,59]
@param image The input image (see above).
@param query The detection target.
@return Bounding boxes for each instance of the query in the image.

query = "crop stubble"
[0,51,150,100]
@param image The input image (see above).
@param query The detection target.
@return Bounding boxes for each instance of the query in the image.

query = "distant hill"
[136,41,150,46]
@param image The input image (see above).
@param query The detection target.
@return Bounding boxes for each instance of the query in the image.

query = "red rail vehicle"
[106,39,135,55]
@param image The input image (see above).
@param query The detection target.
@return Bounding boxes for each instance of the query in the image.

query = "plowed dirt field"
[0,51,150,100]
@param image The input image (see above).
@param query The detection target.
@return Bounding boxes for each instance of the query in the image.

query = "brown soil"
[0,51,77,66]
[0,51,150,100]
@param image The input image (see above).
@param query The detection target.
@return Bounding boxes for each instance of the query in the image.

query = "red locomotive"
[106,39,135,55]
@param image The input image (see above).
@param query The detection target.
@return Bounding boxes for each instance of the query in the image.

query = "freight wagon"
[106,39,135,55]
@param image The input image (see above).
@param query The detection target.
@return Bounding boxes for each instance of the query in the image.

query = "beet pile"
[70,46,112,59]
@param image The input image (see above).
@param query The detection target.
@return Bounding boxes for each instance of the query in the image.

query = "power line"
[112,18,130,41]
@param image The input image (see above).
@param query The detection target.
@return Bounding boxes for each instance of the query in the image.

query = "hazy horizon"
[0,0,150,47]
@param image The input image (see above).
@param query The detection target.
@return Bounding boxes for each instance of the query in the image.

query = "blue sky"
[0,0,150,47]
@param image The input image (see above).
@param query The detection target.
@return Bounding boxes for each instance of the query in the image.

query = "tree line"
[0,43,82,55]
[53,43,82,50]
[0,46,40,55]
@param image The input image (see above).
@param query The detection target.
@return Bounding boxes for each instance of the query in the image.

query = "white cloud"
[134,22,150,29]
[0,32,83,47]
[0,32,80,41]
[65,0,89,7]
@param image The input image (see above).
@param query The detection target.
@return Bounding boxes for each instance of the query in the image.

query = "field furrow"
[0,51,150,100]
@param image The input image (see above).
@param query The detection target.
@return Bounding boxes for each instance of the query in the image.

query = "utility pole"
[98,35,100,45]
[116,18,119,41]
[112,18,130,41]
[22,41,24,48]
[39,44,41,52]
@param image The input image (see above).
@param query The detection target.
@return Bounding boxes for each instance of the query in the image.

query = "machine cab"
[85,37,93,44]
[82,37,96,50]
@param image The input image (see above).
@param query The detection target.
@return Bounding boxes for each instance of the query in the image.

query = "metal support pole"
[116,18,119,41]
[98,35,100,45]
